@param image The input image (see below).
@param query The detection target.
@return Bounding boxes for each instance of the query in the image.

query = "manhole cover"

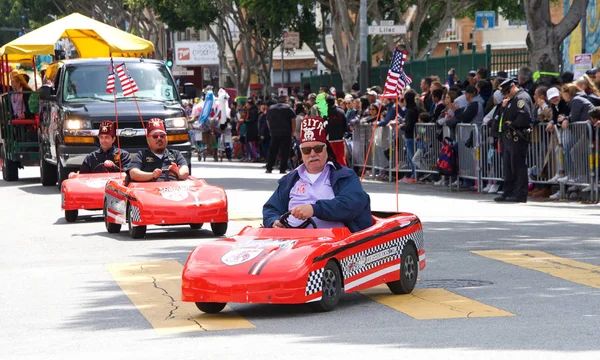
[417,279,493,289]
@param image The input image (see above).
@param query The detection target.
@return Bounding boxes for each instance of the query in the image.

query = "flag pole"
[395,94,400,212]
[109,55,123,177]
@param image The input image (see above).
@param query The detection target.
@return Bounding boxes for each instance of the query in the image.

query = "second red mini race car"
[181,211,425,313]
[103,170,228,238]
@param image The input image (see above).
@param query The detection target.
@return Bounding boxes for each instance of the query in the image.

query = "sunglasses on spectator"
[300,144,326,155]
[151,134,166,139]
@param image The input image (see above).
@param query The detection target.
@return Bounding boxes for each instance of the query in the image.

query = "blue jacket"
[263,165,372,232]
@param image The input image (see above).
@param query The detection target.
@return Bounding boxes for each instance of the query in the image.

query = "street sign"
[284,32,300,50]
[368,25,407,35]
[172,70,194,76]
[379,20,394,26]
[475,11,495,30]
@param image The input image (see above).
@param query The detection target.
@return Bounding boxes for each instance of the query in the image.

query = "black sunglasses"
[300,144,326,155]
[151,134,166,139]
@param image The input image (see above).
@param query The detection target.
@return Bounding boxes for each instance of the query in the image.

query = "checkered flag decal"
[412,228,425,252]
[305,268,324,295]
[341,237,408,279]
[130,205,141,222]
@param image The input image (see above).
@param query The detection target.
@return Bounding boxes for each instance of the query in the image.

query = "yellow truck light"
[64,136,95,144]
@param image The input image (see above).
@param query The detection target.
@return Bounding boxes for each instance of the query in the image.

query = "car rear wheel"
[309,260,342,312]
[127,203,146,239]
[2,153,19,181]
[189,223,203,229]
[104,201,121,233]
[40,148,57,186]
[64,210,78,223]
[210,222,227,236]
[56,156,70,190]
[195,302,226,314]
[387,245,418,295]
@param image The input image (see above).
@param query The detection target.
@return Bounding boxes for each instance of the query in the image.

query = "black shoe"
[494,195,507,202]
[279,170,287,174]
[265,169,272,174]
[505,197,527,203]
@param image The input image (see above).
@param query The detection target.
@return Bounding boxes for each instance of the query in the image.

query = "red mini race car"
[61,171,124,223]
[181,211,425,313]
[103,170,228,239]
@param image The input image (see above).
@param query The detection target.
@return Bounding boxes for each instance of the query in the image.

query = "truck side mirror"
[39,85,56,101]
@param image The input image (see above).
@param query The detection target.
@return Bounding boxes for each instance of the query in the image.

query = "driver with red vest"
[263,116,371,232]
[128,118,190,182]
[79,120,131,173]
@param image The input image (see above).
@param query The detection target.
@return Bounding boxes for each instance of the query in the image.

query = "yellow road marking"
[229,210,262,227]
[105,260,255,334]
[473,250,600,289]
[361,286,515,319]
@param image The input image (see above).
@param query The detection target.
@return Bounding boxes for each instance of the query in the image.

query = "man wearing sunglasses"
[128,118,190,182]
[263,116,371,232]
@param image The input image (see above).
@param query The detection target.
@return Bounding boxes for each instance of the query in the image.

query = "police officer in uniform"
[128,118,190,182]
[494,78,533,203]
[79,120,131,173]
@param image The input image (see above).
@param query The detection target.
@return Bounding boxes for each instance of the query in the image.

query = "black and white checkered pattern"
[305,268,324,295]
[340,237,409,279]
[130,205,141,222]
[413,228,425,252]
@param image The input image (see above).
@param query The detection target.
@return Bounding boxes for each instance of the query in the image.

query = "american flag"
[105,59,116,94]
[381,48,412,98]
[116,62,139,97]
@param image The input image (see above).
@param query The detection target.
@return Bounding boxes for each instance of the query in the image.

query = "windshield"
[62,62,178,102]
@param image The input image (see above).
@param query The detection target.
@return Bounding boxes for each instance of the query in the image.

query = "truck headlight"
[165,117,187,128]
[65,119,91,130]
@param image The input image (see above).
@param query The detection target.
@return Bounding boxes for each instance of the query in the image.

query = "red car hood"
[127,178,226,207]
[184,227,350,279]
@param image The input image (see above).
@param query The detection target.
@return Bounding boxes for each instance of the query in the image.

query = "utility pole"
[359,0,368,94]
[281,34,285,95]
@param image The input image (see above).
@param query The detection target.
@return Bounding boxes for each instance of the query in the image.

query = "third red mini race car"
[103,170,228,239]
[61,169,124,223]
[181,211,425,313]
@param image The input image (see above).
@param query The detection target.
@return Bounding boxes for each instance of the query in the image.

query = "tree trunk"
[525,0,589,73]
[329,0,360,92]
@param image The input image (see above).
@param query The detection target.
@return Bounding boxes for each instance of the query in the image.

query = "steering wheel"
[279,211,317,229]
[92,162,117,173]
[161,168,181,181]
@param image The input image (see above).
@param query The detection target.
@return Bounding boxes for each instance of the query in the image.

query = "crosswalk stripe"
[361,285,515,319]
[472,250,600,289]
[105,260,255,334]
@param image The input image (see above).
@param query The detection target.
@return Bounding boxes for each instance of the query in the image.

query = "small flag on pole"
[116,62,139,97]
[106,59,116,94]
[381,48,411,99]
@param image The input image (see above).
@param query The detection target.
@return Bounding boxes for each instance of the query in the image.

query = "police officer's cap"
[498,78,517,95]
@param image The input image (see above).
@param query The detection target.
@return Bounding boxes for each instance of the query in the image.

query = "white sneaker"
[548,174,561,183]
[451,180,460,187]
[482,184,492,192]
[488,184,500,194]
[558,175,569,183]
[549,191,561,200]
[434,179,446,186]
[582,185,592,192]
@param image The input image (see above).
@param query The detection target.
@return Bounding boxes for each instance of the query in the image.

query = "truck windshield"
[62,62,178,102]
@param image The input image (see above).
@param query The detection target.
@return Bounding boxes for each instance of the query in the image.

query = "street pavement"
[1,160,599,360]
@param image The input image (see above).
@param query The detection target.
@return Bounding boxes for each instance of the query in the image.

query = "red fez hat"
[147,118,166,136]
[300,116,327,144]
[98,120,115,137]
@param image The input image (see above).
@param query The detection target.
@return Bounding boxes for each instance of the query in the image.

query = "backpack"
[437,137,457,176]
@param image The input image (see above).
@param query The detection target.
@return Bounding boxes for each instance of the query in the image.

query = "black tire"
[2,155,19,181]
[189,223,203,229]
[56,157,70,190]
[309,260,342,312]
[104,201,121,233]
[195,302,226,314]
[127,203,146,239]
[210,222,227,236]
[64,210,78,223]
[387,245,418,295]
[40,148,57,186]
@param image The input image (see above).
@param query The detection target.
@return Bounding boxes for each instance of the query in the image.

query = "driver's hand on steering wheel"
[272,220,285,228]
[168,162,180,174]
[104,160,115,168]
[151,168,162,179]
[290,204,314,220]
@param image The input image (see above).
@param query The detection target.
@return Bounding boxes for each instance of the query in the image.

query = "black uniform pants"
[266,135,292,173]
[501,136,529,200]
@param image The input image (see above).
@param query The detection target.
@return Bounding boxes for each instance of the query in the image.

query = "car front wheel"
[387,245,418,294]
[195,302,226,314]
[309,260,342,312]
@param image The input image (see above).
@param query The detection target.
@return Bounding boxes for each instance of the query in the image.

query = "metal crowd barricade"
[373,125,394,178]
[557,122,594,192]
[593,126,599,202]
[414,123,442,178]
[526,123,562,186]
[456,123,481,191]
[351,124,375,178]
[479,123,503,185]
